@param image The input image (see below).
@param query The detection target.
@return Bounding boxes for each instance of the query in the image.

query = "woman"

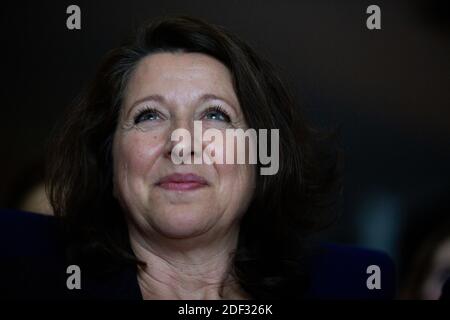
[45,16,341,299]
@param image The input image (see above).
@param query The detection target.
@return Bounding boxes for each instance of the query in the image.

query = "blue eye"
[134,107,161,124]
[203,106,231,123]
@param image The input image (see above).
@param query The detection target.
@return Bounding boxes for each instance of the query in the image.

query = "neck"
[128,224,249,300]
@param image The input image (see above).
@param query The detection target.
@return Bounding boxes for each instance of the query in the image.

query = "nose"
[163,118,203,164]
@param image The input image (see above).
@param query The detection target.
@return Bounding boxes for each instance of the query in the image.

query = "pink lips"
[156,173,208,191]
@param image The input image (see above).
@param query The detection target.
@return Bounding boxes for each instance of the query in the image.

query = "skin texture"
[112,52,256,299]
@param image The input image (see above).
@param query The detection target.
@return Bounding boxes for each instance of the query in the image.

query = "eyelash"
[202,105,231,123]
[134,106,162,124]
[133,105,232,124]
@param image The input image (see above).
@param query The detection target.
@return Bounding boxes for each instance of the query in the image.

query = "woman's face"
[112,52,256,240]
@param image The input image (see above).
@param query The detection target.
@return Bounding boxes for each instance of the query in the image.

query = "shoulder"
[0,209,141,300]
[0,208,62,255]
[304,242,396,299]
[0,209,68,299]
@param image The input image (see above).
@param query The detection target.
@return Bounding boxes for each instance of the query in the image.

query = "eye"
[202,105,231,123]
[134,107,162,124]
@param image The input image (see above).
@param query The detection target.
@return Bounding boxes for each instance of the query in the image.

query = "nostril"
[165,147,174,159]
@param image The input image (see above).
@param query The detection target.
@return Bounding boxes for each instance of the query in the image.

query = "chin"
[152,208,215,239]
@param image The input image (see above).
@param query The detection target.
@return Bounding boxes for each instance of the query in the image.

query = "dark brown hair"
[46,16,342,299]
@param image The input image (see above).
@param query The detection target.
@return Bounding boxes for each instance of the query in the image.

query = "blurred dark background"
[1,0,449,297]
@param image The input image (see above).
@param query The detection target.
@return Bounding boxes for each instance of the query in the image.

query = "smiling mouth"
[156,173,208,191]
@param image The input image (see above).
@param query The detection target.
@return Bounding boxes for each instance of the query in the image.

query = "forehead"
[123,52,237,109]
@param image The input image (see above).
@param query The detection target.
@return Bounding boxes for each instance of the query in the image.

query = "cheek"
[214,162,256,204]
[114,130,166,184]
[202,129,257,166]
[205,131,256,203]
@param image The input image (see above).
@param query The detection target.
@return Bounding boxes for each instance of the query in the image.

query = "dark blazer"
[0,209,396,299]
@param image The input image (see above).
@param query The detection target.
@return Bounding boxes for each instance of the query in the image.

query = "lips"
[156,173,208,191]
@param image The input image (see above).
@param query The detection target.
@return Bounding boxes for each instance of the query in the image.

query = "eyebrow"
[126,94,165,118]
[198,94,238,112]
[126,93,238,118]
